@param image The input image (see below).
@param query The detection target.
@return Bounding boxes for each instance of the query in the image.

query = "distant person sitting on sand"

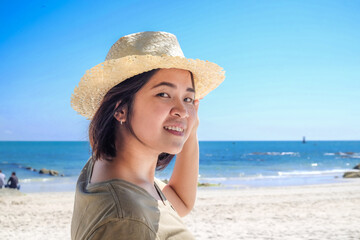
[70,31,224,239]
[6,172,20,190]
[0,170,5,188]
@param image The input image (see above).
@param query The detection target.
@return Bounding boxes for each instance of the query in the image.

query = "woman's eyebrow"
[151,81,195,93]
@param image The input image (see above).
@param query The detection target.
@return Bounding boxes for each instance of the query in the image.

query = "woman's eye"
[184,97,194,103]
[157,93,169,98]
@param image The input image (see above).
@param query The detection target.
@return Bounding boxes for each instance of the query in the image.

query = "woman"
[71,31,225,239]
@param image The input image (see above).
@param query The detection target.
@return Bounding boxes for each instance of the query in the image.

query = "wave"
[199,177,228,182]
[198,169,358,182]
[278,169,357,176]
[19,176,77,184]
[324,152,360,158]
[249,152,300,156]
[20,178,55,183]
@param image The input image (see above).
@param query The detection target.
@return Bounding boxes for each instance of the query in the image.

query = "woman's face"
[129,68,197,154]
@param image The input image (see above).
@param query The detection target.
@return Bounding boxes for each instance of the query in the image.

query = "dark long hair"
[89,69,175,170]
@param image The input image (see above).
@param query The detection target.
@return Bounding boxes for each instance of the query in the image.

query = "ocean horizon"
[0,140,359,193]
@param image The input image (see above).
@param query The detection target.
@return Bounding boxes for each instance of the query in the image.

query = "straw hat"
[71,31,225,119]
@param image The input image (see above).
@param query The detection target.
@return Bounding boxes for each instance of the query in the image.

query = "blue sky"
[0,0,359,141]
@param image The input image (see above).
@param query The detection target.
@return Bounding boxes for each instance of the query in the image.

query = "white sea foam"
[277,169,356,177]
[249,152,300,156]
[198,168,358,182]
[20,178,55,183]
[324,152,360,157]
[200,177,227,182]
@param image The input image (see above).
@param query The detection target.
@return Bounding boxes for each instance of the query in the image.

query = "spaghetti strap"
[154,181,167,205]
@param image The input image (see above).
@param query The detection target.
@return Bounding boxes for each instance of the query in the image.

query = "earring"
[120,120,123,125]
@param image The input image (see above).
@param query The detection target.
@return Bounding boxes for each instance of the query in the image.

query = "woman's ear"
[114,101,127,124]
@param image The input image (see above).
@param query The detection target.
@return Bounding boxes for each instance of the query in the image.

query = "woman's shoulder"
[82,178,160,222]
[73,179,160,239]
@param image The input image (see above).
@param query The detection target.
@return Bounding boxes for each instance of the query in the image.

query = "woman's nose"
[170,99,189,118]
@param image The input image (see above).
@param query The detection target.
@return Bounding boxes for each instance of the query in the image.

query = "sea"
[0,141,359,193]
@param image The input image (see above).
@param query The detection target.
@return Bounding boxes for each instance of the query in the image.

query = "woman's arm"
[162,100,200,217]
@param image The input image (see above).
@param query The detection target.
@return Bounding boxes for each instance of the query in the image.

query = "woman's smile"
[164,125,185,136]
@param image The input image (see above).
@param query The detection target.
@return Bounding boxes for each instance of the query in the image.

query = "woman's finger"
[194,99,200,111]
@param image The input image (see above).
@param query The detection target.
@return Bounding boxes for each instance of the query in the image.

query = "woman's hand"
[188,98,200,139]
[191,99,200,134]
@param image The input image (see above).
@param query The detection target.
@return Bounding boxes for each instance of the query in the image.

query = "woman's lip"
[164,128,184,136]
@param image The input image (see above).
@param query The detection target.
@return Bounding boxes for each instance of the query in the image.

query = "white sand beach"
[1,181,359,240]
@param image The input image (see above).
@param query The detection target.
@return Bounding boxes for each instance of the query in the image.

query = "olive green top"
[71,158,195,240]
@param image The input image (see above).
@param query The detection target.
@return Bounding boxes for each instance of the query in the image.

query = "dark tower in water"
[302,136,306,144]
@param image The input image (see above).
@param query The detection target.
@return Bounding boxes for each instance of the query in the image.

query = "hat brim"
[71,55,225,119]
